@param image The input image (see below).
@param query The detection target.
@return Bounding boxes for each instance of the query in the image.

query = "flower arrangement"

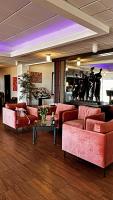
[32,87,51,99]
[38,106,48,121]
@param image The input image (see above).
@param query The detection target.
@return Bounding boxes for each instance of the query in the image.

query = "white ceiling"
[0,0,113,67]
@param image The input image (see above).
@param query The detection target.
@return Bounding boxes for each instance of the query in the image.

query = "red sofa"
[3,102,38,129]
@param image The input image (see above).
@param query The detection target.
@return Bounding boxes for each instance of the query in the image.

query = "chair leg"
[103,168,106,177]
[16,128,18,134]
[64,151,66,158]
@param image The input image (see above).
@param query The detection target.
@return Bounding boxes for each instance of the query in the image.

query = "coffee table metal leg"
[54,127,56,145]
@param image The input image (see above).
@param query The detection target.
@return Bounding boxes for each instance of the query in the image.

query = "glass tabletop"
[33,119,55,127]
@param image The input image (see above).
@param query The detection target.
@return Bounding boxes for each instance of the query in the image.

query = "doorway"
[4,75,11,103]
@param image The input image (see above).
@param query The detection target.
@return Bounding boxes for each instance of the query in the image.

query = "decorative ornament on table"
[51,112,55,125]
[38,106,48,123]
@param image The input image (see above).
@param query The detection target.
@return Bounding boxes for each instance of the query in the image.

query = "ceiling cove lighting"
[77,58,81,66]
[98,52,113,57]
[46,54,51,62]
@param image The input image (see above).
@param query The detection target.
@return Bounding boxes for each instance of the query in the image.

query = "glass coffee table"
[32,119,56,145]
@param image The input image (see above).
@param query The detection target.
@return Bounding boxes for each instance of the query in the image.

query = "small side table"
[32,120,56,144]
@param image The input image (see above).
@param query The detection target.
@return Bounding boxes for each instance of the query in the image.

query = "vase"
[41,115,46,123]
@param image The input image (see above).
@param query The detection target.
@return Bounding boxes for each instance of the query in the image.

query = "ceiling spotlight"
[46,54,51,62]
[92,43,98,53]
[77,58,81,66]
[15,61,18,66]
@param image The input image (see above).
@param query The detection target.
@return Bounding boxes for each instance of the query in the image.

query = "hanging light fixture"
[92,43,98,53]
[46,54,51,62]
[77,58,81,66]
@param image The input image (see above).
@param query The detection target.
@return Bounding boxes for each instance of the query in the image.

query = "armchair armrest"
[62,109,78,123]
[86,118,105,131]
[27,106,38,118]
[85,112,105,129]
[2,107,16,128]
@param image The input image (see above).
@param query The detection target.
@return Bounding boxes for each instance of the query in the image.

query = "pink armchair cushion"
[64,119,84,129]
[78,106,101,120]
[55,103,75,115]
[94,120,113,133]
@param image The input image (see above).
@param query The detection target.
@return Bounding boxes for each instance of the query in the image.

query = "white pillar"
[17,62,29,103]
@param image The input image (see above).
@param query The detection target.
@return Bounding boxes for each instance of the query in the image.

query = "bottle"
[51,112,55,125]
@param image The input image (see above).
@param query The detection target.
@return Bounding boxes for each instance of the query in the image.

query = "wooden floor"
[0,117,113,200]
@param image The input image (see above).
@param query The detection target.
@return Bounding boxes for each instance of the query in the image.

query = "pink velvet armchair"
[45,103,76,128]
[3,102,38,129]
[62,118,113,172]
[62,105,105,129]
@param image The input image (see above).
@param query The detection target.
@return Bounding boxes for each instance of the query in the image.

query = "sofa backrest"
[5,102,26,110]
[55,103,75,115]
[78,106,101,120]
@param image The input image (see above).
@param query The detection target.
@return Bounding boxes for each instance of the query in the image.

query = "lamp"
[46,54,51,62]
[92,43,98,53]
[77,58,81,66]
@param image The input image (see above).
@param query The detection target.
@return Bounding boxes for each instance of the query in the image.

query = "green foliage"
[110,100,113,104]
[19,73,35,103]
[38,106,48,117]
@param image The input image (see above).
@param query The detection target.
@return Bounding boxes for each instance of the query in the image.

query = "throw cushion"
[15,107,27,117]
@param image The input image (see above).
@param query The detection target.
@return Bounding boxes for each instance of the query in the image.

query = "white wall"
[101,72,113,103]
[29,62,54,105]
[0,66,17,98]
[29,62,54,90]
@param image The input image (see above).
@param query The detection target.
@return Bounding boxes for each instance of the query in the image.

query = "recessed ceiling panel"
[0,0,31,13]
[67,0,96,8]
[4,16,83,46]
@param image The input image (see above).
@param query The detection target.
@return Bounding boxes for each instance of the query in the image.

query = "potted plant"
[19,73,35,105]
[38,106,48,122]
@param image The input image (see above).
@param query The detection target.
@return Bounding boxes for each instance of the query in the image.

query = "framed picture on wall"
[12,77,17,91]
[30,72,42,83]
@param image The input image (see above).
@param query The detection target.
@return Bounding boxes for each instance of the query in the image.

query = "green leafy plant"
[38,106,48,117]
[19,73,35,105]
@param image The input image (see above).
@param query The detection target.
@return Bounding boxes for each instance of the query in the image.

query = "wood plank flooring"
[0,116,113,199]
